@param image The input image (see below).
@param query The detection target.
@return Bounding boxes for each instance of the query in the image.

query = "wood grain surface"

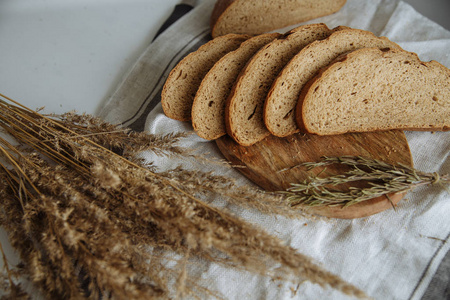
[216,130,412,219]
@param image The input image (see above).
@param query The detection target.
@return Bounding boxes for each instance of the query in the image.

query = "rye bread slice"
[264,28,402,137]
[191,33,281,140]
[161,34,249,121]
[225,23,339,146]
[298,47,450,135]
[210,0,347,38]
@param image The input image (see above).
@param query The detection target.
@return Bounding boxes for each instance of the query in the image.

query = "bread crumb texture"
[300,48,450,135]
[211,0,347,37]
[192,33,281,140]
[161,34,249,121]
[226,23,334,146]
[265,28,401,137]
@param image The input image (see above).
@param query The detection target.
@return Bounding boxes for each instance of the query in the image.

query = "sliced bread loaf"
[297,47,450,135]
[264,28,402,137]
[192,33,281,140]
[210,0,347,38]
[225,23,339,146]
[161,34,249,121]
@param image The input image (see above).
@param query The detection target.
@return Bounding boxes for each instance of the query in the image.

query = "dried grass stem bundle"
[0,94,365,299]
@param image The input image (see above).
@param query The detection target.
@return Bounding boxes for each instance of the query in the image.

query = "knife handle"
[152,4,194,41]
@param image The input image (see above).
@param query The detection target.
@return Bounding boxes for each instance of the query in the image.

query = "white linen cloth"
[99,0,450,299]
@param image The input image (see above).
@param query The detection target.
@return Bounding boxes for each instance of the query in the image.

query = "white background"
[0,0,449,116]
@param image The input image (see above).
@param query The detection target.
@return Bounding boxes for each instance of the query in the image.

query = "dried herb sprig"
[0,94,367,299]
[283,156,449,207]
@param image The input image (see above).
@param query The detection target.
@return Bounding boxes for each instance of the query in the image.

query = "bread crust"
[210,0,235,33]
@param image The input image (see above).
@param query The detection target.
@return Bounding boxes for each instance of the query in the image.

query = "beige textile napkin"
[100,0,450,299]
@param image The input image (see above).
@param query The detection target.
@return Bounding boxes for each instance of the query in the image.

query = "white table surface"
[0,0,182,115]
[1,0,449,116]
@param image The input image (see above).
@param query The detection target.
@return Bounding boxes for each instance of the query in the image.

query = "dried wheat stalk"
[0,94,366,299]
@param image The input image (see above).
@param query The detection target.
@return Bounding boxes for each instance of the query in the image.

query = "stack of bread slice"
[161,33,250,121]
[191,32,282,140]
[162,23,450,146]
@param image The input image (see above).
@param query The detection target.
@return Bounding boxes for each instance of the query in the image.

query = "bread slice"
[210,0,347,38]
[297,47,450,135]
[225,23,339,146]
[161,34,249,121]
[264,28,402,137]
[191,33,281,140]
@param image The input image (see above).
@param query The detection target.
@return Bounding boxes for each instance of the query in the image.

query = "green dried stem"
[0,94,367,299]
[282,156,449,207]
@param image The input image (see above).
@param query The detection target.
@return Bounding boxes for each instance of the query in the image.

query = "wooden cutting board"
[216,130,412,219]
